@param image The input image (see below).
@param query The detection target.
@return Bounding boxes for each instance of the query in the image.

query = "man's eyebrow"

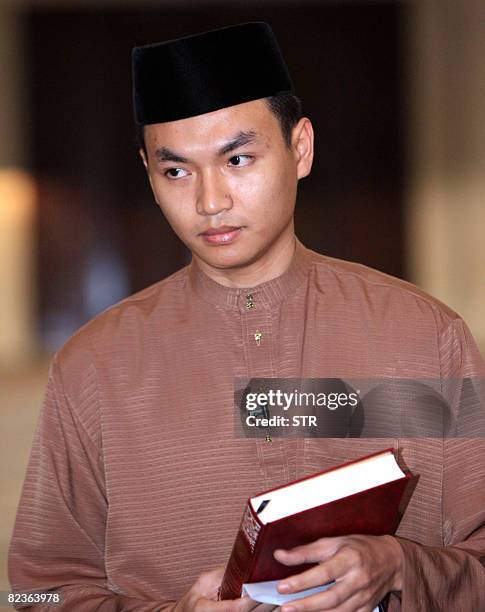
[154,131,261,165]
[218,130,260,155]
[155,147,190,164]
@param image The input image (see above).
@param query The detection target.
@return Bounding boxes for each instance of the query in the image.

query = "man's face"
[141,98,313,276]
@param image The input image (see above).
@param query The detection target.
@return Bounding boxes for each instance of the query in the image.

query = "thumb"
[195,566,226,598]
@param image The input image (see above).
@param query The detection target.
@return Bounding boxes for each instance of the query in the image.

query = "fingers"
[274,535,392,612]
[190,566,225,602]
[280,579,348,612]
[192,594,278,612]
[277,552,348,595]
[274,537,341,566]
[191,595,250,611]
[196,567,226,590]
[181,566,279,612]
[239,598,279,612]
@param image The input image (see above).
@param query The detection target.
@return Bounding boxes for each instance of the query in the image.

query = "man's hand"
[171,566,278,612]
[273,534,403,612]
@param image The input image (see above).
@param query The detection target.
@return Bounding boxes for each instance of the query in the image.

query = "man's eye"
[228,155,254,167]
[165,168,188,179]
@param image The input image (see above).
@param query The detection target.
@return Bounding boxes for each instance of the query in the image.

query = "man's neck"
[193,234,297,289]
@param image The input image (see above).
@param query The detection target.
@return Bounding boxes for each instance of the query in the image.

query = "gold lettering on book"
[241,505,261,552]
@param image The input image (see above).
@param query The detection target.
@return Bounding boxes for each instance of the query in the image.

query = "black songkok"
[132,22,294,126]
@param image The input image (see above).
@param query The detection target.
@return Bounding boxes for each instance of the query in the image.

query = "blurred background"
[1,0,484,605]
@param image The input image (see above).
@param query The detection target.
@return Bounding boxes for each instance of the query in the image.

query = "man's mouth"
[199,226,243,245]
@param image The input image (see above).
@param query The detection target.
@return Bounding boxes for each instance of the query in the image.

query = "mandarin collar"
[187,237,314,311]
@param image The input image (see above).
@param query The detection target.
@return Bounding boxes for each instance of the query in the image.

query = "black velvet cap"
[132,22,294,125]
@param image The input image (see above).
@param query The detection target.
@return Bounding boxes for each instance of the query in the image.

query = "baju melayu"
[8,238,485,611]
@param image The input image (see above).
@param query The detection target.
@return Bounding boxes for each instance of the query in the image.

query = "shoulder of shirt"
[306,247,461,324]
[55,263,191,362]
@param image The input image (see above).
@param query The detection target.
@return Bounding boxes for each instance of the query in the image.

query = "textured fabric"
[132,22,294,126]
[8,238,485,611]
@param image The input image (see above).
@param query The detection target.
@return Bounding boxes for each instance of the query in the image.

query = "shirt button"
[245,293,255,309]
[254,330,263,345]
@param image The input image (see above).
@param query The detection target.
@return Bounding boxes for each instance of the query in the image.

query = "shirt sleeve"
[390,318,485,610]
[8,356,175,612]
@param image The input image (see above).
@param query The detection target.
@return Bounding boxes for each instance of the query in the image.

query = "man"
[8,22,485,612]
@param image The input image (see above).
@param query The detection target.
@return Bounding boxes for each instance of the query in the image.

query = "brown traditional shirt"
[8,238,485,610]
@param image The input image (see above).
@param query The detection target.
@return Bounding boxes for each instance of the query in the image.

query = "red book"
[220,448,411,600]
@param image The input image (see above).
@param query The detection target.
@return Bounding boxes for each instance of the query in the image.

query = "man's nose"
[196,168,233,216]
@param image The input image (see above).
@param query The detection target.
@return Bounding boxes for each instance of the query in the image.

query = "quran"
[220,448,411,601]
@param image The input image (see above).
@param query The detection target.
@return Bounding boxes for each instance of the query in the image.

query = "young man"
[9,22,485,611]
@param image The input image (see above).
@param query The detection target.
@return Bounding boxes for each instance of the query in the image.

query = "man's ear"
[292,117,314,180]
[139,148,148,170]
[138,148,160,205]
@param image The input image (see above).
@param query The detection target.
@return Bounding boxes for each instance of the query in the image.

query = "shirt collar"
[187,237,314,311]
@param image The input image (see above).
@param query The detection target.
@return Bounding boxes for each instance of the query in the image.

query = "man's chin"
[197,253,254,271]
[192,244,261,271]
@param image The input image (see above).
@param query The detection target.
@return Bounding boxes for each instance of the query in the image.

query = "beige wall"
[405,0,485,353]
[0,5,35,372]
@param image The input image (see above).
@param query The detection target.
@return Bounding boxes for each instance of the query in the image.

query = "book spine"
[219,504,263,599]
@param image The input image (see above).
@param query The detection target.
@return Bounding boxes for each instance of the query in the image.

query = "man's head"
[132,23,314,284]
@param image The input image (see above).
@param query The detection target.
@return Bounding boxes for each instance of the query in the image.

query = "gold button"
[254,330,263,345]
[265,435,272,443]
[245,293,255,310]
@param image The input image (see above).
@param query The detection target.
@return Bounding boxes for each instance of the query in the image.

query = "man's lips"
[199,226,243,244]
[200,225,241,235]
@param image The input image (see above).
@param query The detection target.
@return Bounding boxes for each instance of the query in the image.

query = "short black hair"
[136,92,302,156]
[265,92,303,148]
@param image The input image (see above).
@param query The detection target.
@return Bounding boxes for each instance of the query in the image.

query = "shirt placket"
[240,291,290,489]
